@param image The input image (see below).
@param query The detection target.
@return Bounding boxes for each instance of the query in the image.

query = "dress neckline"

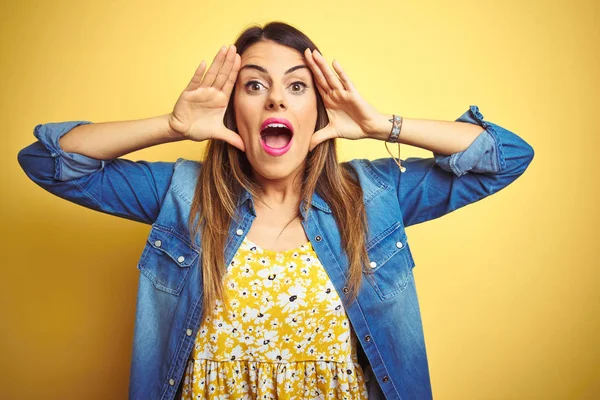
[243,236,312,254]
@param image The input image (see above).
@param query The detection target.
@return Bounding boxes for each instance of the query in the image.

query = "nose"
[265,86,286,111]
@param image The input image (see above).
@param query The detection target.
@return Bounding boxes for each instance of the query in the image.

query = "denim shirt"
[17,105,534,400]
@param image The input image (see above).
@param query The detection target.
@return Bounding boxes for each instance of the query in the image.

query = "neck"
[251,165,304,210]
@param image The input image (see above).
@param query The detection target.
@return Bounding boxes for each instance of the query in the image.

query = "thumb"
[310,125,337,152]
[214,127,246,152]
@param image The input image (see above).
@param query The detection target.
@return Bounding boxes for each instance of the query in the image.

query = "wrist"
[366,112,396,142]
[163,113,187,142]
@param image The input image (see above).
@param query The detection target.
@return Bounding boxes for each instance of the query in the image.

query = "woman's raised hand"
[169,45,245,152]
[304,48,382,151]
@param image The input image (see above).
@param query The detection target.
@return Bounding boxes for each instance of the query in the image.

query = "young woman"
[18,21,534,400]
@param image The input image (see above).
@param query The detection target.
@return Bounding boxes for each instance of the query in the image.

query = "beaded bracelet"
[385,114,406,172]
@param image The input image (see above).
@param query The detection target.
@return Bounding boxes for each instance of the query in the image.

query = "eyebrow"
[239,64,308,75]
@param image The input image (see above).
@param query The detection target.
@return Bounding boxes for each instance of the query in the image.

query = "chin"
[249,157,306,182]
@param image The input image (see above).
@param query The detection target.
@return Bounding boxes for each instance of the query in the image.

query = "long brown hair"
[188,21,370,322]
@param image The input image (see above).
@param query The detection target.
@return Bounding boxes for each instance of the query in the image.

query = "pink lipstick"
[260,118,294,156]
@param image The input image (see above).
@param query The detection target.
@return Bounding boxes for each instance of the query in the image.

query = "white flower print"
[322,328,335,343]
[287,261,297,272]
[337,329,350,344]
[300,253,319,269]
[258,329,278,351]
[285,314,302,326]
[240,264,254,278]
[227,280,237,290]
[255,305,271,322]
[265,347,290,362]
[239,287,250,299]
[277,284,307,312]
[326,298,344,316]
[293,340,307,352]
[262,293,274,307]
[228,320,243,337]
[257,256,270,267]
[241,306,258,324]
[228,345,243,361]
[269,317,280,329]
[248,278,262,289]
[315,282,336,303]
[304,317,316,328]
[180,239,368,400]
[213,299,224,314]
[274,253,285,264]
[257,264,285,287]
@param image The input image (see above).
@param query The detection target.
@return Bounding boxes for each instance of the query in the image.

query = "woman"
[18,21,534,400]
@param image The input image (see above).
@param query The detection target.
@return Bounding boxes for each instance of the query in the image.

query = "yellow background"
[2,0,598,398]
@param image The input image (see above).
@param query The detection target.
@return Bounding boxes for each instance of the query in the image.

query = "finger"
[311,49,344,92]
[184,60,207,92]
[310,125,337,152]
[215,127,246,152]
[304,48,332,92]
[331,59,356,93]
[213,45,237,90]
[221,53,241,96]
[200,46,228,88]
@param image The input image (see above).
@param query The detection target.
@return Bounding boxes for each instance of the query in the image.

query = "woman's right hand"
[169,45,245,152]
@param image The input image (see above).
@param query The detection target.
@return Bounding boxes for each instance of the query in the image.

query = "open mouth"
[260,124,294,149]
[259,119,294,156]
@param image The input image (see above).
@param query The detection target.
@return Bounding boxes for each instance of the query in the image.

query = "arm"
[58,114,184,160]
[300,50,533,226]
[368,105,535,227]
[17,116,183,224]
[17,44,244,225]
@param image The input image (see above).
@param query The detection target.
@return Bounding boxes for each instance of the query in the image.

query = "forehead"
[240,41,306,74]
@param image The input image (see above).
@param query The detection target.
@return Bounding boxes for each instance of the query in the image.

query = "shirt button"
[365,335,371,341]
[315,235,322,242]
[370,261,377,269]
[396,241,403,249]
[383,375,389,382]
[342,287,349,294]
[186,329,193,336]
[154,240,162,247]
[177,256,185,263]
[169,378,175,386]
[236,229,244,236]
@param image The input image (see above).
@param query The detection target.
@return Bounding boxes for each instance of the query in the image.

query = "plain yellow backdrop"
[2,0,598,398]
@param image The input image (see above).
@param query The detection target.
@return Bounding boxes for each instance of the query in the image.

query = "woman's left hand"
[304,48,382,151]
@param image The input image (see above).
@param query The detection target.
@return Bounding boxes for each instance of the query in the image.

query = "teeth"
[265,123,289,130]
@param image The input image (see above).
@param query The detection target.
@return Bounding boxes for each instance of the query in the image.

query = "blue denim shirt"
[17,105,534,399]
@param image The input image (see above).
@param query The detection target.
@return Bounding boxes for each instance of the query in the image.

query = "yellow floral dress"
[180,236,368,399]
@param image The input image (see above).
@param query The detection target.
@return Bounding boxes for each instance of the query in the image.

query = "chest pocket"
[364,221,414,300]
[137,225,200,296]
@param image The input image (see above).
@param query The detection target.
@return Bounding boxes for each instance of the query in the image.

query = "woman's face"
[233,40,318,182]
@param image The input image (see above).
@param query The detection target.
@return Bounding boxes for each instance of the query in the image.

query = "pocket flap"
[147,226,199,268]
[365,221,407,272]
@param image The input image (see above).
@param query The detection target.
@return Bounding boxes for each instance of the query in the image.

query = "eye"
[245,80,266,93]
[290,81,308,94]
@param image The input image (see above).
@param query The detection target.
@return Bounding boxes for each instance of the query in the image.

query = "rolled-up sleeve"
[18,121,177,225]
[365,105,535,227]
[433,106,501,176]
[33,121,109,181]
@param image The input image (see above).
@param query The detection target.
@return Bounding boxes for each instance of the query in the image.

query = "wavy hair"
[188,21,370,322]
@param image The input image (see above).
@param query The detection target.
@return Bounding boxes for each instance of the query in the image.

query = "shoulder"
[342,158,401,206]
[343,158,399,191]
[167,158,203,202]
[173,157,202,174]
